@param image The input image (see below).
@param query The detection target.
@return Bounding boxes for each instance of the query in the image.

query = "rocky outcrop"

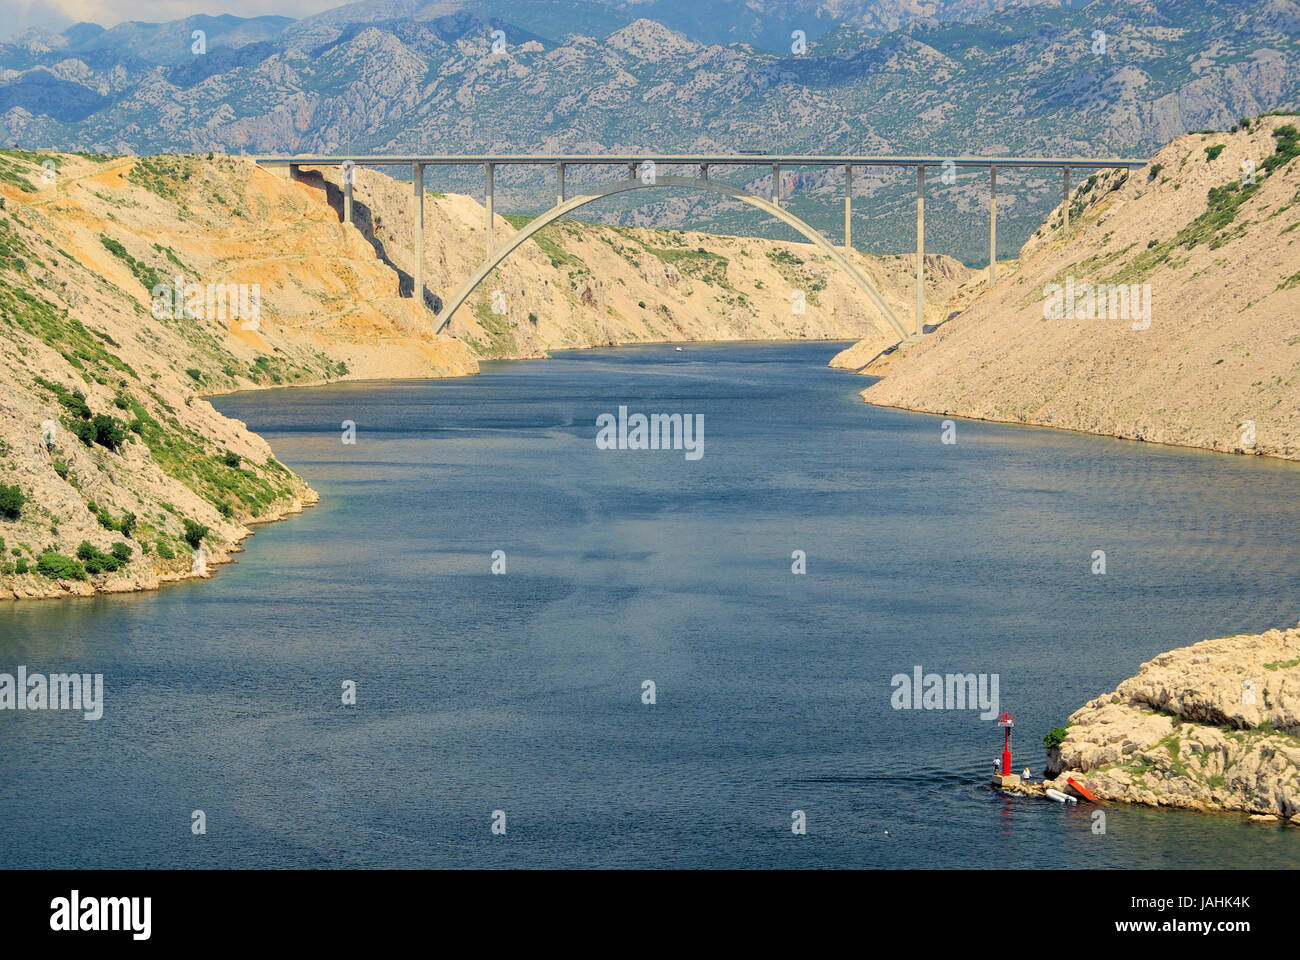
[845,116,1300,462]
[1045,623,1300,818]
[828,333,895,371]
[828,258,1012,374]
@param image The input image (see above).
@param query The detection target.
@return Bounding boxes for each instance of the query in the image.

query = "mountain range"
[1,0,1297,260]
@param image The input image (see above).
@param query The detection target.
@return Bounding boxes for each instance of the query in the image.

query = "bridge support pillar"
[989,165,997,287]
[485,162,495,257]
[413,162,425,308]
[557,163,565,206]
[915,166,925,337]
[772,164,781,207]
[1063,167,1071,229]
[261,160,297,180]
[844,165,853,251]
[343,167,353,225]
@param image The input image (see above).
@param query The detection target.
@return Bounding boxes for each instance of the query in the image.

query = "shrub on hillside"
[93,505,135,537]
[68,418,97,446]
[36,551,86,581]
[182,519,208,550]
[59,389,91,420]
[1043,725,1073,751]
[0,483,26,519]
[92,414,126,451]
[77,541,123,575]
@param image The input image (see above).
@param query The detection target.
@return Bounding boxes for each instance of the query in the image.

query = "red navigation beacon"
[997,711,1014,777]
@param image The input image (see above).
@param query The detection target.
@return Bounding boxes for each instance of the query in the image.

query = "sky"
[0,0,1062,41]
[3,0,344,36]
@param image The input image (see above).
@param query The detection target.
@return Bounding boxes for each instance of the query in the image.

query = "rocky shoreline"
[1040,623,1300,821]
[2,488,318,603]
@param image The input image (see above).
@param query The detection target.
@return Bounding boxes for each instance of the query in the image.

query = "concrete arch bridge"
[258,153,1145,343]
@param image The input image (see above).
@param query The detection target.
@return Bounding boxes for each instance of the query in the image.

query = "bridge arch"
[433,174,909,342]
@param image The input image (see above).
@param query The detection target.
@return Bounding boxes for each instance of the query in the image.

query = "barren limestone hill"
[5,152,477,387]
[305,164,972,358]
[827,254,1015,374]
[833,115,1300,461]
[0,149,477,600]
[1045,623,1300,820]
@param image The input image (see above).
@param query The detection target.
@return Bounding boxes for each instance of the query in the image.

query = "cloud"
[1,0,342,37]
[1,1,74,38]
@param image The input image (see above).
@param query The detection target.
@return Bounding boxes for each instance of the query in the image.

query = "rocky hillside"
[0,149,480,600]
[838,115,1300,461]
[1045,622,1300,820]
[1,149,964,601]
[303,164,970,358]
[0,1,1031,55]
[828,253,1009,371]
[294,0,1041,52]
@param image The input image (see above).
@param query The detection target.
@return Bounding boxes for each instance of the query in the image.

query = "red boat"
[1067,777,1100,803]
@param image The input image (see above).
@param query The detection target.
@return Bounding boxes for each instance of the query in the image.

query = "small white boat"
[1045,788,1077,804]
[675,347,683,351]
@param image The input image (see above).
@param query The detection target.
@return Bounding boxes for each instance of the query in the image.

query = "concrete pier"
[1063,167,1071,228]
[915,166,924,337]
[343,169,353,224]
[484,162,495,257]
[413,162,424,307]
[844,164,852,252]
[989,165,997,286]
[261,160,298,180]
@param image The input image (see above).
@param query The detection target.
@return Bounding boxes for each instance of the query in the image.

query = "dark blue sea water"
[2,341,1299,868]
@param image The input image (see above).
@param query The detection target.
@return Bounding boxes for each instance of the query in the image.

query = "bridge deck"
[254,154,1146,169]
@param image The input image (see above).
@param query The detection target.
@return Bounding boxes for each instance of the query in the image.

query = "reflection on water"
[1,342,1298,868]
